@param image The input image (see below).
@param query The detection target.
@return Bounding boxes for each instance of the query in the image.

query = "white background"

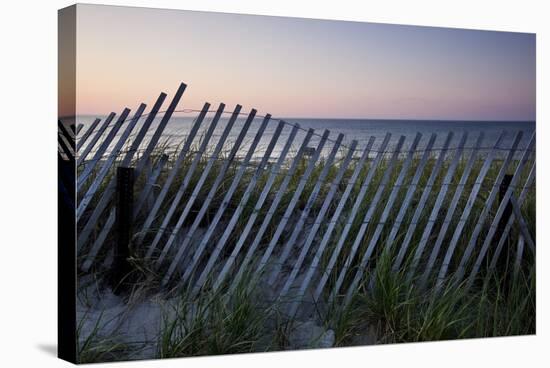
[0,0,548,366]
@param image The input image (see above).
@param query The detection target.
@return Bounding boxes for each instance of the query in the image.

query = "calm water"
[76,115,536,160]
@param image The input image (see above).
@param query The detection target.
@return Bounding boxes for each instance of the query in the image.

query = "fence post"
[112,166,134,293]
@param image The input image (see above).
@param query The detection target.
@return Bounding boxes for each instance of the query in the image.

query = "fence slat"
[58,120,76,152]
[488,162,536,271]
[80,84,185,266]
[82,155,168,271]
[314,133,391,301]
[135,103,210,248]
[193,119,286,292]
[77,93,167,251]
[84,154,170,271]
[392,132,457,272]
[346,133,422,300]
[58,127,75,162]
[330,135,406,302]
[422,131,506,283]
[252,130,330,281]
[416,132,487,287]
[144,103,225,258]
[78,113,115,165]
[228,128,316,294]
[465,132,535,288]
[156,105,242,266]
[212,124,303,292]
[77,118,101,150]
[289,137,374,311]
[267,133,344,286]
[343,134,421,304]
[436,131,522,290]
[509,195,535,254]
[514,236,526,276]
[383,133,437,252]
[180,111,271,286]
[169,110,263,286]
[78,109,130,187]
[279,139,358,302]
[77,104,146,220]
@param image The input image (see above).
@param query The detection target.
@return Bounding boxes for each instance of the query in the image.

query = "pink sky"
[66,4,535,121]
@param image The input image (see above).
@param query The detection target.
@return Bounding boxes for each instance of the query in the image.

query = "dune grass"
[76,135,536,363]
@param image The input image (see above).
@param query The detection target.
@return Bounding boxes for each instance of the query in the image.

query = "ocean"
[75,115,536,160]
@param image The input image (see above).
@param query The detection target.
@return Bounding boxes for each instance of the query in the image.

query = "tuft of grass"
[77,311,130,363]
[330,250,536,345]
[157,281,272,358]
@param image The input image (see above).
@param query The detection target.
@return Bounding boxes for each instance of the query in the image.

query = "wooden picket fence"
[65,82,536,311]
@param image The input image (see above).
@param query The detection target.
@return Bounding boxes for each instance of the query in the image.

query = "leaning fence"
[59,82,536,311]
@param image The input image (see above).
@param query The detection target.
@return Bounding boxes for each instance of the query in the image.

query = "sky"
[66,4,536,120]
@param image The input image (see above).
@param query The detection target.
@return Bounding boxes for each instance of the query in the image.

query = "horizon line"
[67,113,536,123]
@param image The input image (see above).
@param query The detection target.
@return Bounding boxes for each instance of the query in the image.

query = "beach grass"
[75,139,535,362]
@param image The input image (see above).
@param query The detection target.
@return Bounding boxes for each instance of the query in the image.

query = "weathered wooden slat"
[508,194,536,254]
[278,139,358,300]
[267,133,344,286]
[58,140,69,159]
[252,130,330,281]
[76,93,167,248]
[383,133,437,252]
[78,109,131,189]
[212,124,303,292]
[193,120,286,292]
[119,93,168,168]
[58,120,76,152]
[291,137,374,311]
[60,135,75,159]
[343,134,421,304]
[436,131,522,290]
[81,154,169,271]
[58,129,75,162]
[143,104,225,258]
[79,112,123,174]
[416,132,487,287]
[155,105,242,266]
[77,104,146,221]
[79,85,184,260]
[488,162,536,272]
[163,108,258,284]
[78,118,101,151]
[133,102,210,248]
[59,122,76,165]
[465,133,535,287]
[352,133,422,299]
[78,113,115,165]
[392,131,458,272]
[314,133,391,301]
[77,97,166,250]
[78,88,180,250]
[514,236,526,277]
[176,112,271,287]
[227,128,316,294]
[133,83,187,177]
[330,135,406,302]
